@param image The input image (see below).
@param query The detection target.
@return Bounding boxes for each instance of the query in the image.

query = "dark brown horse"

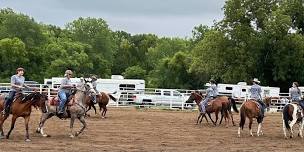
[0,92,48,141]
[185,92,239,127]
[85,92,117,118]
[238,97,272,137]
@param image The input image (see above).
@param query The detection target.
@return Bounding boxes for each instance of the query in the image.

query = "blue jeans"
[58,91,69,113]
[257,100,266,117]
[200,97,210,113]
[3,91,16,113]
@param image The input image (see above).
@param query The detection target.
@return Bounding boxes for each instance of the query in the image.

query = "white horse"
[36,80,96,138]
[282,103,304,139]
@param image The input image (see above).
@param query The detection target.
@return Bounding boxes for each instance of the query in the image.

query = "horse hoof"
[69,134,75,138]
[25,139,31,142]
[36,129,40,133]
[42,134,50,137]
[101,116,106,119]
[75,132,80,137]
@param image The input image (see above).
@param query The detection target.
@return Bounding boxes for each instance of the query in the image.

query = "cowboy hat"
[252,78,260,83]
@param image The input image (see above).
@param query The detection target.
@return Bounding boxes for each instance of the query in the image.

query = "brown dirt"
[0,108,302,152]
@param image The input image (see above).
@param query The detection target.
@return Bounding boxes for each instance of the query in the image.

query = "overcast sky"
[1,0,226,38]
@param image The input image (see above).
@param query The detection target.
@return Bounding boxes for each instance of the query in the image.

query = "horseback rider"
[58,70,75,116]
[1,67,36,116]
[249,78,266,117]
[200,79,218,114]
[91,75,98,104]
[289,82,304,110]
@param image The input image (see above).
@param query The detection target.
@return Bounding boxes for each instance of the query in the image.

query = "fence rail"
[0,83,294,112]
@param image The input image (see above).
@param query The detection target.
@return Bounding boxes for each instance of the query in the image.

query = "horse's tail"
[239,106,246,130]
[229,97,239,113]
[283,104,291,130]
[108,94,117,102]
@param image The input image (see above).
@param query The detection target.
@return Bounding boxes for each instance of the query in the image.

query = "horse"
[282,103,304,139]
[35,81,96,138]
[237,97,272,137]
[0,92,48,141]
[85,92,117,118]
[185,92,239,127]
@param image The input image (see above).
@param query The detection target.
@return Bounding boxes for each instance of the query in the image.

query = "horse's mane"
[21,92,41,103]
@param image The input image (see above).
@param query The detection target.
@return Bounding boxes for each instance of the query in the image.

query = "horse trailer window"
[163,91,171,96]
[242,89,246,92]
[225,87,233,90]
[119,84,135,90]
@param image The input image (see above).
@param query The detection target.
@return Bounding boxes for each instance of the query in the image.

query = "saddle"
[49,96,75,106]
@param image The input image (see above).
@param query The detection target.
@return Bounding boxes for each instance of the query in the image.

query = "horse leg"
[219,110,224,125]
[69,114,76,138]
[24,116,31,142]
[0,115,9,139]
[207,113,215,126]
[75,116,86,137]
[85,105,92,117]
[225,110,230,128]
[214,111,219,126]
[92,104,97,115]
[229,110,235,126]
[299,119,304,138]
[196,113,202,124]
[6,115,17,139]
[249,118,253,136]
[36,113,53,137]
[289,118,297,138]
[282,116,288,139]
[102,106,107,118]
[288,109,298,138]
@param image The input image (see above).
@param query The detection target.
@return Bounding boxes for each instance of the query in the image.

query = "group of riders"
[201,78,304,118]
[2,67,304,118]
[1,67,99,117]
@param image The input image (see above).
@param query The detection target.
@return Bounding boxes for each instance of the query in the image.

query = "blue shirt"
[10,75,25,92]
[289,87,301,101]
[250,84,262,100]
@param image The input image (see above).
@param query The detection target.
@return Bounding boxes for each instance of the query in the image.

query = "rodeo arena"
[0,75,303,151]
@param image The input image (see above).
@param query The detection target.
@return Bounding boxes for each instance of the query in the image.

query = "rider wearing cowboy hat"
[91,75,99,104]
[200,79,218,114]
[58,70,75,116]
[249,78,266,117]
[2,67,35,116]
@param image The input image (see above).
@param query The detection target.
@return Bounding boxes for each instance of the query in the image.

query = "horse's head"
[185,92,203,105]
[77,78,96,94]
[22,92,48,113]
[263,96,272,108]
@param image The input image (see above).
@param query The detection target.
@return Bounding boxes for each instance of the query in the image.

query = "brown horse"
[238,97,272,137]
[0,92,48,141]
[85,92,117,118]
[185,92,239,127]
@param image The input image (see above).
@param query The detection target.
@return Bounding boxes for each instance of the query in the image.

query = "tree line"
[1,0,304,91]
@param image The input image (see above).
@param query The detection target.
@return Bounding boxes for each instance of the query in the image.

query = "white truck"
[133,89,188,108]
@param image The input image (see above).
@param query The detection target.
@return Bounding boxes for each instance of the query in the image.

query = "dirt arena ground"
[0,107,303,152]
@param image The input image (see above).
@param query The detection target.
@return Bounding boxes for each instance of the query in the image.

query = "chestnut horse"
[0,92,48,141]
[238,97,272,137]
[282,103,304,139]
[85,92,117,118]
[185,92,239,127]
